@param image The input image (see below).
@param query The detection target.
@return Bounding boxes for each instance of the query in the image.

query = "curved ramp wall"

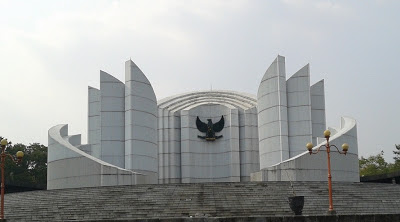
[47,124,146,190]
[251,117,359,182]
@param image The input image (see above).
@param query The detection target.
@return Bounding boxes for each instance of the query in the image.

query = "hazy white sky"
[0,0,399,162]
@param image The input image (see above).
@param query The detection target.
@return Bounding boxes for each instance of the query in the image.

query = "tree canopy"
[393,144,400,170]
[0,137,47,188]
[359,151,389,176]
[359,145,400,177]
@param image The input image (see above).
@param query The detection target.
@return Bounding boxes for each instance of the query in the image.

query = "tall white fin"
[286,64,312,157]
[100,70,125,168]
[257,55,289,169]
[311,80,326,145]
[125,60,158,183]
[88,86,100,159]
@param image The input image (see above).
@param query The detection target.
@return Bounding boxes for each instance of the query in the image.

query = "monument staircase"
[3,181,400,221]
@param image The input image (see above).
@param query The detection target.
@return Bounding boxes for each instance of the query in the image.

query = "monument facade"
[47,55,359,190]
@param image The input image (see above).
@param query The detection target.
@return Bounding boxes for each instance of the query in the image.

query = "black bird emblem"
[196,116,224,141]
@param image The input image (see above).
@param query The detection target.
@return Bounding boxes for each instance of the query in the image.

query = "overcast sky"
[1,0,399,162]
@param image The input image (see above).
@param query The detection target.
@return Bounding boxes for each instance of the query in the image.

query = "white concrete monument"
[47,56,359,190]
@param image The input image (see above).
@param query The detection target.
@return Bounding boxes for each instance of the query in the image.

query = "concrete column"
[230,108,241,182]
[239,107,259,181]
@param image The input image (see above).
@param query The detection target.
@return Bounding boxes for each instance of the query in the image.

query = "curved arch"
[158,90,257,112]
[185,101,238,110]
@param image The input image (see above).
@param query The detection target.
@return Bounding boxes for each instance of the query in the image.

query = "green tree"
[393,144,400,162]
[359,151,390,176]
[392,144,400,171]
[0,137,47,188]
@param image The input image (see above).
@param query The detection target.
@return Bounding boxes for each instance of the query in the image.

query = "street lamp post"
[306,130,349,215]
[0,139,24,220]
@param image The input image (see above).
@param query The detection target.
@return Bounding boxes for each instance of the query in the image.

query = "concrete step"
[3,182,400,221]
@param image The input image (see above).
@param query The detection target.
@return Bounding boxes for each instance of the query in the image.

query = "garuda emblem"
[196,116,224,141]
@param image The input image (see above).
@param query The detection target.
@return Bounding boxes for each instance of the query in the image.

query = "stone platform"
[4,182,400,221]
